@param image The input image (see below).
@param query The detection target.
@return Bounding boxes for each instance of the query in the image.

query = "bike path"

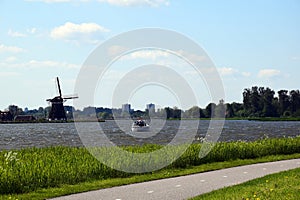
[50,159,300,200]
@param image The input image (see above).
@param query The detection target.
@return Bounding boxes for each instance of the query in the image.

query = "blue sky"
[0,0,299,110]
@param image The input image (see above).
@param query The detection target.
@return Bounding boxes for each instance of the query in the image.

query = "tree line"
[239,86,300,117]
[1,86,300,121]
[160,87,300,119]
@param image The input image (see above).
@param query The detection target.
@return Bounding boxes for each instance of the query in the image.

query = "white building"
[146,103,155,113]
[122,103,131,113]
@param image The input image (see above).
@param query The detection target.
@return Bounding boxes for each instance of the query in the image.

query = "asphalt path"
[51,159,300,200]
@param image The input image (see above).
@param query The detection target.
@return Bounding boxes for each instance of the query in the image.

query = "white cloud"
[174,50,207,64]
[26,0,170,6]
[27,60,80,69]
[118,49,206,63]
[8,29,27,37]
[0,60,80,69]
[0,44,26,53]
[241,72,251,77]
[50,22,109,44]
[121,50,170,60]
[8,28,39,38]
[108,45,129,57]
[291,56,300,61]
[0,72,20,77]
[97,0,170,7]
[27,27,37,34]
[258,69,281,78]
[217,67,237,76]
[217,67,252,78]
[5,56,17,62]
[25,0,78,3]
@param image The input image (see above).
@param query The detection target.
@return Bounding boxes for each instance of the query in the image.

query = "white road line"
[175,185,181,187]
[223,175,228,178]
[147,191,154,194]
[243,172,248,174]
[200,180,205,182]
[263,168,267,170]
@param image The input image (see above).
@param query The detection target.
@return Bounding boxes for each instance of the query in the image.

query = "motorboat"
[131,120,150,132]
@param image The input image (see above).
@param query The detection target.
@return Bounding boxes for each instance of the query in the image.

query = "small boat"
[131,120,150,132]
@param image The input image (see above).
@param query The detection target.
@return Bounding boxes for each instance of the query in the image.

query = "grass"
[1,136,300,199]
[2,154,300,200]
[248,117,300,121]
[191,167,300,200]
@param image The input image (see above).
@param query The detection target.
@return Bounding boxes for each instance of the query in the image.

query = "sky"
[0,0,299,110]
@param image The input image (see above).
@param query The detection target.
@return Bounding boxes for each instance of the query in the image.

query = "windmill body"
[47,77,78,121]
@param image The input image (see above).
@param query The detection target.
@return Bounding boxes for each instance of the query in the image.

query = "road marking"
[175,184,181,187]
[200,180,205,182]
[147,191,154,194]
[243,172,248,174]
[223,175,228,178]
[115,199,122,200]
[263,168,267,170]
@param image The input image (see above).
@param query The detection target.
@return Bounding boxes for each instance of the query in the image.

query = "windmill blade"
[63,97,78,100]
[63,94,79,99]
[56,77,62,98]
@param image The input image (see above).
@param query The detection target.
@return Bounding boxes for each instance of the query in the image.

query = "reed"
[1,136,299,194]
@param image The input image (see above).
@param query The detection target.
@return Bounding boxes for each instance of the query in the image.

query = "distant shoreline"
[1,117,300,124]
[0,119,106,124]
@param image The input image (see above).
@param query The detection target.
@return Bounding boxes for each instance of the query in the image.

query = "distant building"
[8,105,19,118]
[146,103,155,113]
[82,106,96,115]
[14,115,36,122]
[122,104,131,113]
[0,111,13,121]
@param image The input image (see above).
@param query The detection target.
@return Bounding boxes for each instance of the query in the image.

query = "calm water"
[0,120,300,150]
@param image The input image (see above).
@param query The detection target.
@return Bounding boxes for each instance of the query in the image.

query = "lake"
[0,120,300,150]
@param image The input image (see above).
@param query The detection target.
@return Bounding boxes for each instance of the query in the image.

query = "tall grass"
[0,136,300,194]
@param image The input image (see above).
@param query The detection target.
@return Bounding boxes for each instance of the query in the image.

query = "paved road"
[51,159,300,200]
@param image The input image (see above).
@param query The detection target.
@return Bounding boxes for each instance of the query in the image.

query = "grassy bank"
[1,136,300,196]
[2,154,300,200]
[191,167,300,200]
[248,117,300,121]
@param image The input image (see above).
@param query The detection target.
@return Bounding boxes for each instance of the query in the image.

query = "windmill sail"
[56,77,62,98]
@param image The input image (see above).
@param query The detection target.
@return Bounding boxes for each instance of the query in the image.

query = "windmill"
[46,77,78,121]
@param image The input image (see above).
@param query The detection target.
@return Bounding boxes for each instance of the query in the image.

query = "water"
[0,120,300,150]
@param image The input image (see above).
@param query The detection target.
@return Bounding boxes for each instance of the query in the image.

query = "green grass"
[1,136,300,198]
[191,167,300,200]
[2,154,300,200]
[248,117,300,121]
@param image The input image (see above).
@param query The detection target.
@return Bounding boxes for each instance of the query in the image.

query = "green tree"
[185,106,201,118]
[290,90,300,116]
[205,103,216,118]
[278,90,290,116]
[225,103,234,118]
[215,99,226,118]
[243,88,251,115]
[250,86,262,116]
[164,107,171,119]
[260,87,278,117]
[172,107,182,119]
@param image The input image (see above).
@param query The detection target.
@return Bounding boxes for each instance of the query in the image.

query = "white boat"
[131,120,150,132]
